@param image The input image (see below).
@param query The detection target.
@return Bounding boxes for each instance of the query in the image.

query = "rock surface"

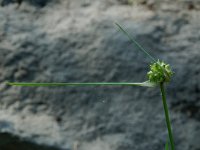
[0,0,199,150]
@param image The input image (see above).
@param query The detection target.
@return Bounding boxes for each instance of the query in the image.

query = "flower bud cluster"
[147,60,173,83]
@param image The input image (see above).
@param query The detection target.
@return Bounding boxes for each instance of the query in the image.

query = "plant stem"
[160,83,175,150]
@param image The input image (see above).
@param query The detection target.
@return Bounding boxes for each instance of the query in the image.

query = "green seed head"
[147,60,173,83]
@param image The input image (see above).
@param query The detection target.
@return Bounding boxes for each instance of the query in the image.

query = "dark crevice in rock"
[0,132,62,150]
[0,0,53,7]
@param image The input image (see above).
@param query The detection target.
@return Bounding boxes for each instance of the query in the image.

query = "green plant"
[7,23,175,150]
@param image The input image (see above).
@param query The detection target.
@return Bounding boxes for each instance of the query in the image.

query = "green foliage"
[127,0,134,5]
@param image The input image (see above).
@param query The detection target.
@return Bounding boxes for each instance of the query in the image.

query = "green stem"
[160,83,175,150]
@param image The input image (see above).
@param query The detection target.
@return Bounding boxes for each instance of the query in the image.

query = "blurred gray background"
[0,0,199,150]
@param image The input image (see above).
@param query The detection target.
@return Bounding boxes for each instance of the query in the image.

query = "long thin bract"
[115,23,157,62]
[7,81,156,87]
